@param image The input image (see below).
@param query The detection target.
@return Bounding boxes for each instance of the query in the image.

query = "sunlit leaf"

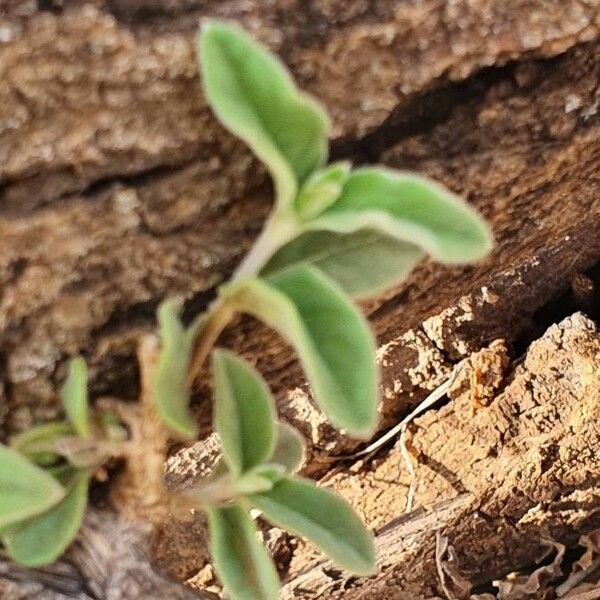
[295,162,350,221]
[263,229,424,299]
[208,504,280,600]
[271,423,305,474]
[248,476,375,576]
[309,167,492,263]
[213,350,277,477]
[199,21,329,209]
[153,299,200,440]
[222,266,378,438]
[2,470,89,567]
[0,445,65,529]
[60,357,90,437]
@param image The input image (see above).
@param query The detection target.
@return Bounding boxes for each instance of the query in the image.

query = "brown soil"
[1,1,600,599]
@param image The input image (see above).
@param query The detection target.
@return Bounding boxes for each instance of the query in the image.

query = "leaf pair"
[264,167,492,299]
[1,358,91,566]
[207,352,375,600]
[1,469,89,567]
[154,262,379,442]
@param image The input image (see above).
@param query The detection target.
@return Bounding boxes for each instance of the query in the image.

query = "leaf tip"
[199,18,229,37]
[353,546,377,577]
[343,416,378,442]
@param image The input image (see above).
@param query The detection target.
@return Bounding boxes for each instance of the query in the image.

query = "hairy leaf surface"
[200,21,329,209]
[263,229,424,298]
[249,476,375,575]
[60,357,90,437]
[213,350,276,476]
[0,445,65,529]
[153,300,200,440]
[208,504,280,600]
[223,266,377,437]
[310,168,492,263]
[2,471,89,567]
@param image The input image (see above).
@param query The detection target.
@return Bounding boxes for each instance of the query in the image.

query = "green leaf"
[234,464,285,495]
[0,444,65,529]
[263,229,424,299]
[271,423,305,474]
[2,470,89,567]
[199,21,329,209]
[10,421,74,466]
[248,476,375,576]
[309,167,493,264]
[208,504,280,600]
[153,299,200,440]
[222,266,378,438]
[60,357,90,437]
[295,162,351,221]
[212,350,277,477]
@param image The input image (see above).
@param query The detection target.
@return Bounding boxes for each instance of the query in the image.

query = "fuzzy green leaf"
[271,423,305,474]
[295,162,351,220]
[309,167,492,263]
[222,266,378,438]
[234,464,285,495]
[213,350,277,477]
[263,229,424,299]
[0,445,65,529]
[10,421,74,466]
[208,504,280,600]
[199,21,329,209]
[2,470,89,567]
[60,357,90,437]
[248,476,375,576]
[153,299,199,440]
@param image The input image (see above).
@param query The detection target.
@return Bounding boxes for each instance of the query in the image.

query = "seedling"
[0,359,125,566]
[153,21,490,599]
[0,20,492,600]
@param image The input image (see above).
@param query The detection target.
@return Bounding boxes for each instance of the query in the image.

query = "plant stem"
[188,213,299,384]
[232,213,299,280]
[187,298,234,385]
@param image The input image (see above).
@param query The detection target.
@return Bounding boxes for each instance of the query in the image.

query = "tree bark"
[1,1,600,598]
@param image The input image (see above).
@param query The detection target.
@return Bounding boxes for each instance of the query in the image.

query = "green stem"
[188,213,300,384]
[188,299,234,385]
[232,213,299,280]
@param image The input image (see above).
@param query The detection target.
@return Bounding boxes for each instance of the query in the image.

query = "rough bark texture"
[281,313,600,598]
[1,1,600,598]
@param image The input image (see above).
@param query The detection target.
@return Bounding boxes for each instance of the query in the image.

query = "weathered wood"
[0,509,209,599]
[2,0,598,204]
[1,1,600,598]
[281,314,600,598]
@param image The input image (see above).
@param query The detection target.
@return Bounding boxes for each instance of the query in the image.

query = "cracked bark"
[1,1,600,598]
[280,313,600,599]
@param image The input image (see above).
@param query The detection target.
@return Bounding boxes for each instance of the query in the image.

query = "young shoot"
[0,359,126,566]
[151,20,491,600]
